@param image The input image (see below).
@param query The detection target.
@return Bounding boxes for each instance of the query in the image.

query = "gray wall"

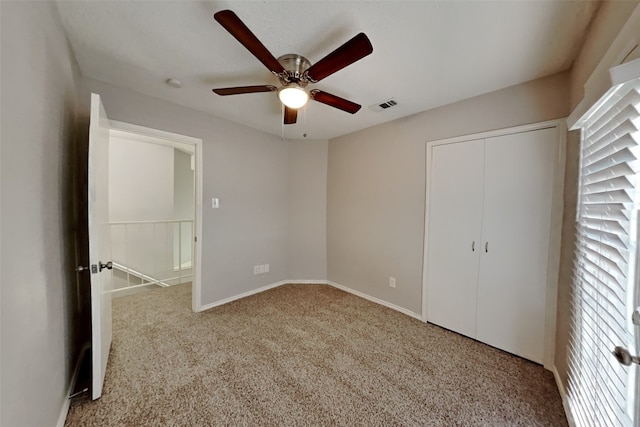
[569,0,640,110]
[327,72,570,315]
[1,2,80,426]
[78,78,291,305]
[288,140,328,280]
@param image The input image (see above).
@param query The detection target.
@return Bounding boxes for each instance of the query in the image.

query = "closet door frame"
[421,119,567,369]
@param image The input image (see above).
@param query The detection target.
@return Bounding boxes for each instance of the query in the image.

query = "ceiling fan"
[212,10,373,125]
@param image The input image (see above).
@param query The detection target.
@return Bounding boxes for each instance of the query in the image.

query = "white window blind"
[568,77,640,427]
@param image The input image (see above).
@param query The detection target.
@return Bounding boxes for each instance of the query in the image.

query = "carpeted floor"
[65,283,568,426]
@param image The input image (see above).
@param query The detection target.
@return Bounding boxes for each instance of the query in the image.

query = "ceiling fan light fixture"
[278,85,309,109]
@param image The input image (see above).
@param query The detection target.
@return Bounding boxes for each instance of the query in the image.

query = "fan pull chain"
[303,104,307,128]
[281,103,285,141]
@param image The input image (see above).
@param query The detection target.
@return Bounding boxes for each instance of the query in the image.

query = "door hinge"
[194,236,197,243]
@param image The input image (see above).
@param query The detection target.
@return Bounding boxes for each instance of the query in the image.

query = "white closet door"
[476,128,557,363]
[426,139,485,338]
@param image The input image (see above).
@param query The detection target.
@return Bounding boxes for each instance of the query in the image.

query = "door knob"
[612,346,640,366]
[99,261,113,272]
[632,307,640,326]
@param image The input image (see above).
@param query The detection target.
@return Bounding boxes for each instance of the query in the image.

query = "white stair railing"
[109,219,194,294]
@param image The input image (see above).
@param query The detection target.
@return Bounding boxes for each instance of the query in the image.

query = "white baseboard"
[198,280,289,312]
[327,280,423,321]
[198,279,422,322]
[57,343,89,427]
[286,280,329,285]
[552,365,576,427]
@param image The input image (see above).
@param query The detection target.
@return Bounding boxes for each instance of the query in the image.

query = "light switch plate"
[211,197,219,208]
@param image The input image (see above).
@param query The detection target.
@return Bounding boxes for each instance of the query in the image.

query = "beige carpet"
[65,283,567,426]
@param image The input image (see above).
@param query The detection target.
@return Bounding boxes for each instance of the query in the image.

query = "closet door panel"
[426,140,484,338]
[476,128,557,363]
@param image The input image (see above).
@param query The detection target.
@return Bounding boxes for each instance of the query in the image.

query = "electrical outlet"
[254,264,270,275]
[389,277,396,288]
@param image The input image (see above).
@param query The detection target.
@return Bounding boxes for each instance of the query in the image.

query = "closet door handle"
[485,242,489,253]
[472,241,475,252]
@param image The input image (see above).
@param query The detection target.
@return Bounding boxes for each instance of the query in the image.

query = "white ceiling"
[56,1,598,140]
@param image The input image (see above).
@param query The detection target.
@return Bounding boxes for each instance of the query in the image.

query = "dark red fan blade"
[310,90,361,114]
[212,85,277,96]
[284,106,298,124]
[214,10,285,74]
[305,33,373,82]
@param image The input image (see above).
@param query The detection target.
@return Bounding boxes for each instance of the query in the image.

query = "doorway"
[107,120,203,312]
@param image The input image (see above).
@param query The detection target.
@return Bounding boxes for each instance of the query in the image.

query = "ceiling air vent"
[369,98,398,112]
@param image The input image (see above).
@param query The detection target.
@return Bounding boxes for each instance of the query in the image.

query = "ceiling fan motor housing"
[277,54,311,86]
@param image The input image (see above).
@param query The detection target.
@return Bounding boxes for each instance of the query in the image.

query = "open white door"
[88,93,113,400]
